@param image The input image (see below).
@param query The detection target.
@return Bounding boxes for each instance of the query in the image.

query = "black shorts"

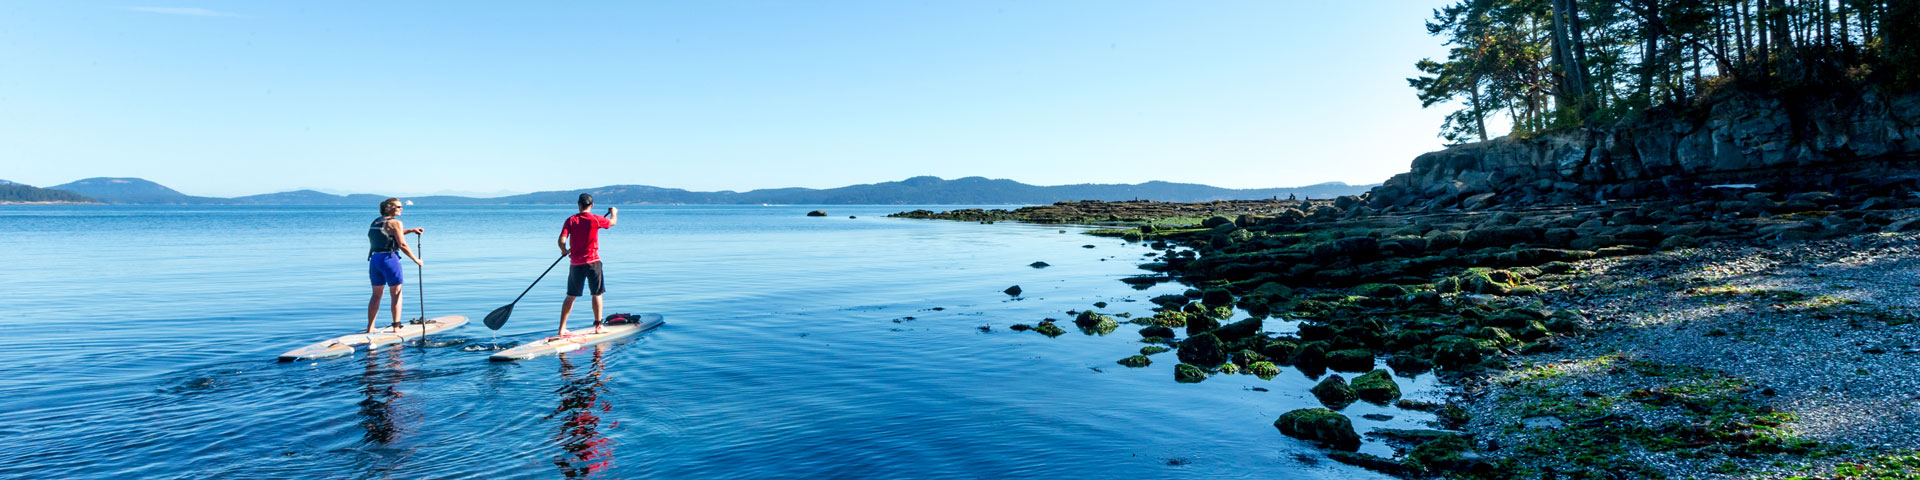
[566,261,605,297]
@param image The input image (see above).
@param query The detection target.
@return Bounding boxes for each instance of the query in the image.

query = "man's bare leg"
[388,285,405,330]
[591,294,604,334]
[367,286,384,333]
[559,295,578,336]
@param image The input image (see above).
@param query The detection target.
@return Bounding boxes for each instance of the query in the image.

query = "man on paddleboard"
[558,193,617,336]
[368,198,424,334]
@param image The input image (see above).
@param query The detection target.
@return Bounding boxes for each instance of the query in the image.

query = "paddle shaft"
[507,255,567,307]
[484,254,568,330]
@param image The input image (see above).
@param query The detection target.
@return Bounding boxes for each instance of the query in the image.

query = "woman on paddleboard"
[368,198,424,334]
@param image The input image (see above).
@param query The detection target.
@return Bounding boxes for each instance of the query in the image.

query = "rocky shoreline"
[899,189,1920,478]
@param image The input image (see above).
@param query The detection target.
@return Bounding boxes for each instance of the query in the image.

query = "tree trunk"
[1470,80,1488,141]
[1758,0,1771,77]
[1549,0,1588,114]
[1640,0,1661,105]
[1738,0,1752,68]
[1771,0,1795,57]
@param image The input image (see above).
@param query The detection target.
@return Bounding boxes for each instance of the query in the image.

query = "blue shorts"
[369,252,405,286]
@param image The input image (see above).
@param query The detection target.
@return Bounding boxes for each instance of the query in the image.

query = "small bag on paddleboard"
[603,313,637,325]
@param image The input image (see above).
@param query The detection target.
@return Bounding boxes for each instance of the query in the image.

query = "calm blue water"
[0,205,1438,479]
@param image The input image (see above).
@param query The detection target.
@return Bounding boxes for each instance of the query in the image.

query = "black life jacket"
[368,216,398,259]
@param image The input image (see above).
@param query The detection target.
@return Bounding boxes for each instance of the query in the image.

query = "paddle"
[484,254,568,330]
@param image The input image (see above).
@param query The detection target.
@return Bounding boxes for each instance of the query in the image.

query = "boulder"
[1260,341,1300,363]
[1211,317,1263,343]
[1032,321,1065,337]
[1351,369,1402,402]
[1248,361,1281,378]
[1003,285,1022,296]
[1184,312,1221,336]
[1201,288,1234,306]
[1177,333,1228,366]
[1312,375,1358,409]
[1291,341,1329,368]
[1386,355,1434,375]
[1174,363,1208,383]
[1275,408,1362,451]
[1073,311,1118,334]
[806,210,828,217]
[1117,355,1152,368]
[1139,325,1175,339]
[1431,335,1487,369]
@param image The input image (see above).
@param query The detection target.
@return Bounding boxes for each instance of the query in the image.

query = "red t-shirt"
[563,212,612,266]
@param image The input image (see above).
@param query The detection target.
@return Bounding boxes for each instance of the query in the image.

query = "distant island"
[0,179,96,203]
[15,176,1377,206]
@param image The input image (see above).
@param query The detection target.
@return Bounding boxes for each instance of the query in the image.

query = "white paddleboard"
[490,313,664,362]
[278,315,468,362]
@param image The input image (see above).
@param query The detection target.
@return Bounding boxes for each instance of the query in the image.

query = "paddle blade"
[483,304,514,330]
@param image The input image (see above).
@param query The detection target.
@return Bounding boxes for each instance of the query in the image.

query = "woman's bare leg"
[367,286,384,333]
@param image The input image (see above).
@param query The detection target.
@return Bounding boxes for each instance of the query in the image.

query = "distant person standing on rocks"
[558,193,617,336]
[367,198,423,334]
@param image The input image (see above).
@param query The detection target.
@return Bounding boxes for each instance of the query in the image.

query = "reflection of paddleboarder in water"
[547,345,613,477]
[358,345,408,445]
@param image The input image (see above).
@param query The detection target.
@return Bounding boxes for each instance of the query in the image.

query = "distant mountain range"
[11,176,1377,205]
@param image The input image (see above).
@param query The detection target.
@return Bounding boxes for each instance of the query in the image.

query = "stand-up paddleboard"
[490,313,664,362]
[278,315,468,362]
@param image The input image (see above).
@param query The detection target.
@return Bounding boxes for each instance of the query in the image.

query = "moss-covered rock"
[1248,361,1281,378]
[1217,362,1241,375]
[1277,409,1361,452]
[1174,363,1208,383]
[1201,288,1234,306]
[1431,335,1486,369]
[1259,340,1299,362]
[1436,268,1527,295]
[1351,369,1402,402]
[1471,326,1519,347]
[1140,345,1170,356]
[1032,321,1065,337]
[1231,349,1267,366]
[1545,310,1588,333]
[1311,374,1358,409]
[1138,325,1175,339]
[1406,436,1488,473]
[1327,349,1376,372]
[1385,354,1434,375]
[1073,311,1119,335]
[1211,317,1263,343]
[1177,333,1227,366]
[1356,283,1409,298]
[1117,355,1152,368]
[1151,310,1189,328]
[1291,341,1329,368]
[1184,312,1221,336]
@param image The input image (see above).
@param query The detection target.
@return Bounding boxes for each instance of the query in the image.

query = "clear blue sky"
[1,1,1461,198]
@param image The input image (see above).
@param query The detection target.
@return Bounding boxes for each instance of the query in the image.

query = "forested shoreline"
[1412,0,1919,143]
[0,184,94,203]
